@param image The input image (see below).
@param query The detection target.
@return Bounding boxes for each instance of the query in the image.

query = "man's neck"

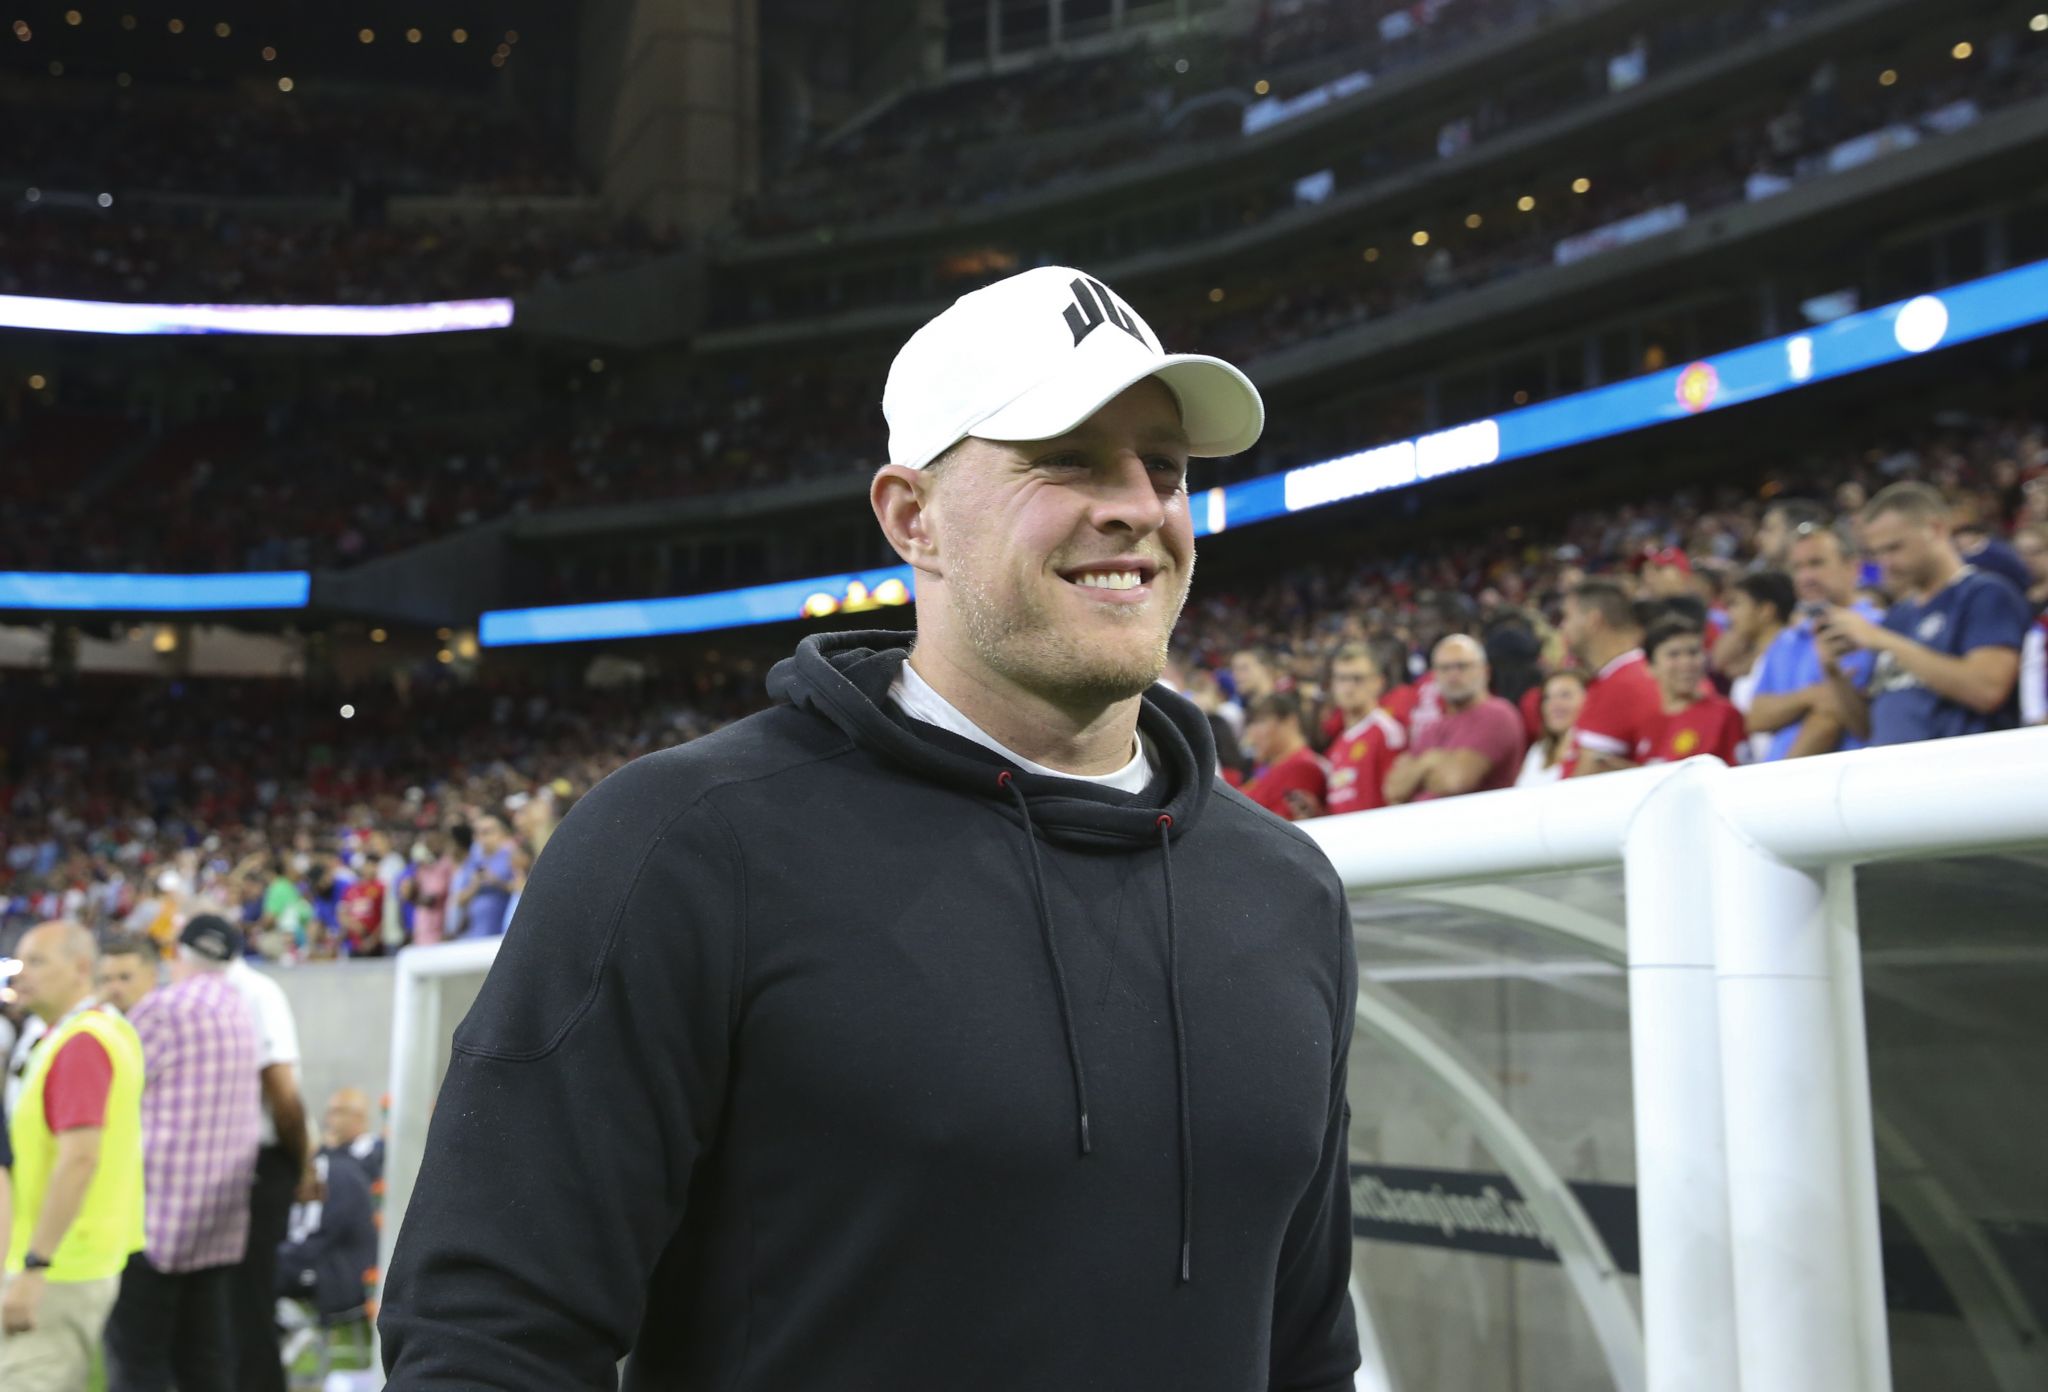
[1442,692,1479,714]
[1916,550,1966,603]
[1586,634,1641,671]
[1337,705,1374,730]
[907,647,1141,777]
[34,988,92,1026]
[1660,687,1696,715]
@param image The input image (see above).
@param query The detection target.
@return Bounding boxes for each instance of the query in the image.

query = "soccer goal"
[1307,727,2048,1392]
[378,936,502,1326]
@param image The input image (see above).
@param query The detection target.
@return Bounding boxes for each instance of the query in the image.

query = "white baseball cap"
[883,266,1264,472]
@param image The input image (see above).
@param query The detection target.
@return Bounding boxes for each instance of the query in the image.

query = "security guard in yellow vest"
[2,921,146,1392]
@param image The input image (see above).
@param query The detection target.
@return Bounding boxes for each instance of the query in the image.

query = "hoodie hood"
[769,629,1217,850]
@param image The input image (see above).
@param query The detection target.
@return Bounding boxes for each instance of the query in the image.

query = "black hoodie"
[381,631,1359,1391]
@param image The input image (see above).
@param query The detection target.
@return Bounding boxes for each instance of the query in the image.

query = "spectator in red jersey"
[1640,619,1747,766]
[1515,670,1588,789]
[336,869,387,959]
[1383,635,1526,803]
[1239,693,1328,822]
[1322,643,1405,817]
[1560,578,1660,776]
[1374,634,1441,743]
[1638,547,1695,603]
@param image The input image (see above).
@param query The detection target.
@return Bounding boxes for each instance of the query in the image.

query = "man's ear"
[872,464,944,579]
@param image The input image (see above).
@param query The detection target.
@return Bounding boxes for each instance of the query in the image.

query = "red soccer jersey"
[1324,710,1405,816]
[1242,746,1331,822]
[1380,672,1442,742]
[340,878,387,954]
[1640,694,1747,767]
[1566,649,1661,774]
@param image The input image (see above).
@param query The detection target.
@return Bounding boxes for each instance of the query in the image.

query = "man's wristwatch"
[22,1252,53,1272]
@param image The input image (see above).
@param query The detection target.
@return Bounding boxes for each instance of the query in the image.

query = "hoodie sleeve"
[380,766,745,1392]
[1268,888,1361,1392]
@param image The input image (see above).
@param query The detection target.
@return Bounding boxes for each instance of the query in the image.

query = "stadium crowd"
[0,201,672,307]
[724,21,2044,327]
[740,0,1710,236]
[1168,48,2047,368]
[9,0,2011,313]
[2,86,582,200]
[9,23,2034,574]
[2,75,633,306]
[2,365,860,574]
[7,414,2045,957]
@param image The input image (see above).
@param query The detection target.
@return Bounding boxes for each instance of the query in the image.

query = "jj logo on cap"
[1063,276,1147,348]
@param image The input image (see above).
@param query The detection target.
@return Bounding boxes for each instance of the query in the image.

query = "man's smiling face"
[919,377,1195,709]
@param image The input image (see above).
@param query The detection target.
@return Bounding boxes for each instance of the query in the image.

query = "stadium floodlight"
[0,293,514,337]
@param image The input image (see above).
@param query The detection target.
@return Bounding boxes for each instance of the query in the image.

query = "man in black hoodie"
[381,266,1361,1391]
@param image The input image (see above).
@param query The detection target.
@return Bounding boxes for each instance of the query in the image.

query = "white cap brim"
[964,351,1264,462]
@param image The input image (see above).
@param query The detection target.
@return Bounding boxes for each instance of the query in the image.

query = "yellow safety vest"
[7,1005,147,1281]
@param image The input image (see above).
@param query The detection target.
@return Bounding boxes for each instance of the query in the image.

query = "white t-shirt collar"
[889,661,1154,795]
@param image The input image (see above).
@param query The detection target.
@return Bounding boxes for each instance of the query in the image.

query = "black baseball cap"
[179,913,244,964]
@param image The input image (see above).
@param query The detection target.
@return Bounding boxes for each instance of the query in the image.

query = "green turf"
[85,1326,372,1391]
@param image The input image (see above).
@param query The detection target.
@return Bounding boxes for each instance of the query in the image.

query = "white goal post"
[379,935,502,1313]
[1304,726,2048,1392]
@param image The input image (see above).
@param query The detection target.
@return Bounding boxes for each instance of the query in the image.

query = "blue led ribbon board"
[479,566,917,647]
[0,571,311,611]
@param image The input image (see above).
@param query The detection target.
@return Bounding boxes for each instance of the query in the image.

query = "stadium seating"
[7,409,2042,952]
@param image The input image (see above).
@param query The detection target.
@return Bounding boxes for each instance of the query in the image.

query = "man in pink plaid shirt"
[102,915,262,1392]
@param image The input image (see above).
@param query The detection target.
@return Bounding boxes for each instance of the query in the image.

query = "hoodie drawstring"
[1158,813,1193,1284]
[995,771,1194,1285]
[999,771,1093,1157]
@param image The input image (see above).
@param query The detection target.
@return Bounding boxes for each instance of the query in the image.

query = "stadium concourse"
[4,0,2048,1389]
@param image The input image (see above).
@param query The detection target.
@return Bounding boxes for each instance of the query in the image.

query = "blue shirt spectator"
[455,816,520,939]
[1752,605,1880,760]
[1823,483,2031,749]
[1750,523,1878,760]
[1867,567,2030,744]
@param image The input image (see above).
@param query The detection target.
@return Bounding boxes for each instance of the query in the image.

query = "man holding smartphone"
[1816,482,2027,746]
[1746,523,1879,760]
